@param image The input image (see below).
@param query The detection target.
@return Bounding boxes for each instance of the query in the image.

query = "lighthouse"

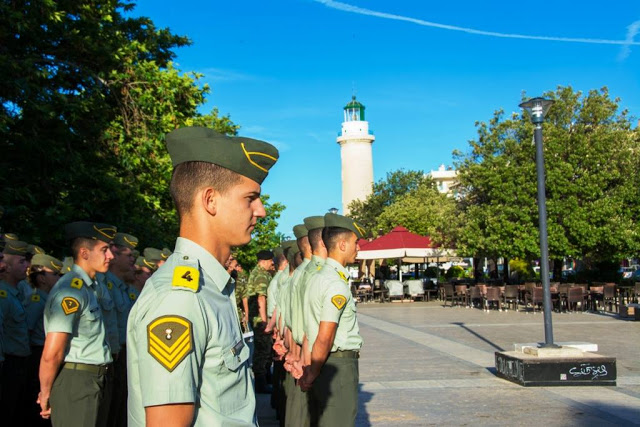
[337,96,375,215]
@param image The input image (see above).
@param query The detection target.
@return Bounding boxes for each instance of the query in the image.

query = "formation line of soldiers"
[0,225,169,426]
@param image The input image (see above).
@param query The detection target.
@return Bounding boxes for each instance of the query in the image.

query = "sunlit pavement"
[258,300,640,426]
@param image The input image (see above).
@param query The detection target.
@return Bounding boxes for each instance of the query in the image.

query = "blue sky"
[131,0,640,238]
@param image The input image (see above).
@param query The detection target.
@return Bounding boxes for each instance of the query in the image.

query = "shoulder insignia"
[31,294,41,302]
[129,292,137,301]
[61,297,80,315]
[107,281,113,290]
[337,271,348,283]
[0,289,7,298]
[172,266,200,292]
[147,315,193,372]
[71,278,84,289]
[317,265,322,271]
[331,295,347,310]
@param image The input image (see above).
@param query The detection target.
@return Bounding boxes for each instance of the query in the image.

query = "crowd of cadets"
[0,228,168,426]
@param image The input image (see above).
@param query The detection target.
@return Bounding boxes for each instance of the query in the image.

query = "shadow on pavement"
[451,321,505,351]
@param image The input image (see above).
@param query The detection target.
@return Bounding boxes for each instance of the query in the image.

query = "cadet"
[300,213,365,427]
[127,126,278,426]
[0,240,31,416]
[129,256,156,302]
[39,222,116,426]
[247,249,274,393]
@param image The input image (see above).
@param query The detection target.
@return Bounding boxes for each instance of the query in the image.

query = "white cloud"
[314,0,640,47]
[618,20,640,60]
[197,67,255,82]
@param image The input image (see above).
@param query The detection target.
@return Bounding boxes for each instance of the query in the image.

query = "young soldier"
[126,127,278,426]
[39,222,116,426]
[300,213,365,427]
[129,256,157,302]
[247,250,274,393]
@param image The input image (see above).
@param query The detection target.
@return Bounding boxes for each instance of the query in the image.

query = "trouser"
[28,345,51,426]
[50,363,111,427]
[252,322,271,377]
[108,347,127,427]
[309,352,359,427]
[0,354,29,423]
[272,360,286,426]
[284,375,311,427]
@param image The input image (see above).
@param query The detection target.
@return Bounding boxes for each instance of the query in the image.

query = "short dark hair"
[321,227,352,251]
[308,228,323,250]
[71,237,101,260]
[170,161,243,219]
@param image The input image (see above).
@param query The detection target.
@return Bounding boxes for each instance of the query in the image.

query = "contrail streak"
[314,0,640,46]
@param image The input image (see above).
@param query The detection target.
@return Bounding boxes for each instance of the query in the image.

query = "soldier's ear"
[201,187,218,216]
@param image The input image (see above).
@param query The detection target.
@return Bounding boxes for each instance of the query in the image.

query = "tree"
[376,179,457,245]
[348,169,427,236]
[454,86,640,278]
[233,195,286,269]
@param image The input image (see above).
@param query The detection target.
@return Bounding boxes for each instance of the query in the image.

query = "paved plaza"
[258,300,640,426]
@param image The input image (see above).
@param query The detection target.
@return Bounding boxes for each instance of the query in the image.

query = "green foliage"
[445,265,466,279]
[453,86,640,265]
[508,258,535,280]
[233,195,286,270]
[348,169,426,236]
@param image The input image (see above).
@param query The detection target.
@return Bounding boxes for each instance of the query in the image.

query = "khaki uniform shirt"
[106,271,132,347]
[303,257,363,352]
[0,280,31,356]
[127,237,255,427]
[127,286,141,304]
[24,288,48,346]
[289,258,310,344]
[44,264,112,365]
[266,270,283,318]
[95,272,120,354]
[276,272,292,331]
[17,279,31,304]
[299,255,325,345]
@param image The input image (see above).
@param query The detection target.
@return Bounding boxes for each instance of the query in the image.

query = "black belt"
[329,350,360,359]
[63,362,111,375]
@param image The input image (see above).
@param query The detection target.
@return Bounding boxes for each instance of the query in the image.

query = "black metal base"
[495,351,616,387]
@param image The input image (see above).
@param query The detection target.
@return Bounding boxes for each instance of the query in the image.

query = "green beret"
[165,127,279,185]
[324,213,366,239]
[293,224,308,239]
[113,232,139,250]
[273,247,284,258]
[31,254,63,274]
[65,221,117,243]
[303,216,325,231]
[3,240,29,256]
[27,244,46,255]
[143,247,163,263]
[62,257,74,274]
[161,247,172,259]
[135,256,158,271]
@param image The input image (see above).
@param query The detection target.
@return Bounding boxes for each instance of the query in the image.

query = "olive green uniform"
[304,257,363,427]
[247,265,272,378]
[0,280,31,418]
[266,269,282,319]
[24,287,49,426]
[127,237,255,426]
[44,264,113,427]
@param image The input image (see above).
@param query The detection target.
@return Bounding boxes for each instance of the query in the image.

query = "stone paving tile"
[258,300,640,426]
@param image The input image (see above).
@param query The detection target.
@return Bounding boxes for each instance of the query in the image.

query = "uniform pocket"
[221,340,249,372]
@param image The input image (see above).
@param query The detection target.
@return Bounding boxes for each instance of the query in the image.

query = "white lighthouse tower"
[337,96,375,215]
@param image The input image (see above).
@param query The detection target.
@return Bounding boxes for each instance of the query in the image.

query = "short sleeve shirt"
[277,273,292,331]
[266,270,283,318]
[44,264,112,364]
[299,256,325,337]
[303,258,363,352]
[126,237,255,427]
[0,280,31,356]
[95,272,120,354]
[289,258,310,344]
[24,288,48,346]
[106,271,132,346]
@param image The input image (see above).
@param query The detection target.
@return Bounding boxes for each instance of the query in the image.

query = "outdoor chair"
[634,282,640,303]
[502,285,520,311]
[405,280,425,301]
[530,287,544,313]
[454,285,468,306]
[567,286,587,312]
[484,287,502,312]
[386,280,404,302]
[443,283,464,307]
[603,283,618,312]
[373,279,389,303]
[468,286,483,309]
[588,285,604,311]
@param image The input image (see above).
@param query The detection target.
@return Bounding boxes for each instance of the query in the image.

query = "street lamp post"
[519,96,558,348]
[328,207,339,215]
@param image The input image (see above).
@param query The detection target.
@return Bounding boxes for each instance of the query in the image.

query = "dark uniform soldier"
[126,127,278,426]
[39,222,116,426]
[248,249,274,393]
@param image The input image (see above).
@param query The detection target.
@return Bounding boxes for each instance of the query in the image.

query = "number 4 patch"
[172,266,200,292]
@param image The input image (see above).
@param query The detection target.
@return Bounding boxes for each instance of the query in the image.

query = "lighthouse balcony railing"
[337,130,375,137]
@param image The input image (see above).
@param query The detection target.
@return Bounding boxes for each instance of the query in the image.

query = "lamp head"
[519,97,554,125]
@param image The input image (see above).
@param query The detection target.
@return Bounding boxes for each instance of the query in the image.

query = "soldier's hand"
[37,392,51,419]
[299,366,314,392]
[242,313,249,326]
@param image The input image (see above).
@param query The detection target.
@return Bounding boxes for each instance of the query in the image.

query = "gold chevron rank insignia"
[61,297,80,315]
[147,315,193,372]
[331,295,347,310]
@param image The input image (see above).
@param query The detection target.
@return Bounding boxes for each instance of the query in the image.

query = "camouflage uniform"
[247,265,272,378]
[234,271,249,331]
